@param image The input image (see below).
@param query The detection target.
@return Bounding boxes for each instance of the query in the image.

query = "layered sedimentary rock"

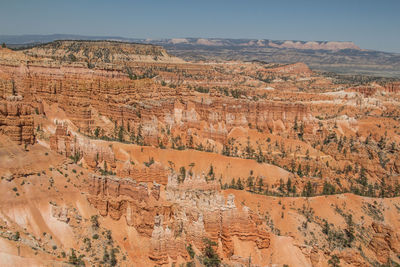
[50,124,115,166]
[50,124,169,184]
[0,96,34,145]
[2,40,400,266]
[87,174,167,236]
[0,42,312,137]
[86,173,270,265]
[153,174,270,264]
[384,82,400,93]
[118,162,168,185]
[350,86,378,97]
[49,124,74,157]
[369,222,400,263]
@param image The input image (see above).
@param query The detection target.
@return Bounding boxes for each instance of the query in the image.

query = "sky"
[0,0,399,52]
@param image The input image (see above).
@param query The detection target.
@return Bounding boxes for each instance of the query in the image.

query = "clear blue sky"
[1,0,399,52]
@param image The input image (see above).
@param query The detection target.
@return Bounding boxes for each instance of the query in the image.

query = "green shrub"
[201,238,220,267]
[186,244,195,259]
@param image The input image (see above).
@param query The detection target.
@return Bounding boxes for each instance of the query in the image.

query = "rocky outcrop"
[86,174,168,237]
[384,82,400,93]
[51,205,70,223]
[50,203,83,226]
[49,124,115,165]
[118,163,168,185]
[49,124,74,157]
[50,125,169,184]
[369,222,400,263]
[0,97,34,145]
[349,86,378,97]
[86,173,270,265]
[150,173,271,264]
[337,249,367,267]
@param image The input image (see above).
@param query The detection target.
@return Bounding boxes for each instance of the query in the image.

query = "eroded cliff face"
[0,96,34,145]
[0,62,310,142]
[385,82,400,93]
[7,40,396,197]
[86,174,166,234]
[85,172,270,265]
[1,41,400,266]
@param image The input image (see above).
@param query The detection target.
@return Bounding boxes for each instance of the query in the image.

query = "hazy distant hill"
[1,34,399,78]
[148,38,400,78]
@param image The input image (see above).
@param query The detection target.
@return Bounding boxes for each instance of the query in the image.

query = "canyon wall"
[86,173,270,265]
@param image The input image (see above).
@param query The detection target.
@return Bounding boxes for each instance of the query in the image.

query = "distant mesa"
[267,40,360,51]
[23,40,183,64]
[195,38,224,46]
[0,34,361,51]
[161,38,361,51]
[169,38,189,44]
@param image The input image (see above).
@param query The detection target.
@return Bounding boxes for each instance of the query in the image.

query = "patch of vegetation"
[193,86,210,94]
[69,151,82,164]
[362,202,384,221]
[144,157,155,167]
[91,215,99,228]
[186,244,195,259]
[200,238,221,267]
[328,254,340,267]
[68,248,85,266]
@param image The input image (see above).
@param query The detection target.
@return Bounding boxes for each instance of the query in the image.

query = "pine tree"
[256,145,265,163]
[208,165,215,180]
[286,178,292,194]
[94,127,99,138]
[202,238,221,267]
[230,178,236,189]
[322,220,330,235]
[237,178,244,190]
[130,129,136,143]
[245,136,254,159]
[246,176,254,188]
[358,167,367,187]
[297,164,303,177]
[118,126,124,142]
[103,247,110,263]
[178,166,186,183]
[188,135,194,149]
[278,178,284,193]
[136,124,143,145]
[110,248,117,266]
[103,161,107,174]
[322,181,335,195]
[257,177,264,192]
[303,181,314,197]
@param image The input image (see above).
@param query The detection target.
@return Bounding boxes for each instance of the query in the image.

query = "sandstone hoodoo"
[1,39,400,267]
